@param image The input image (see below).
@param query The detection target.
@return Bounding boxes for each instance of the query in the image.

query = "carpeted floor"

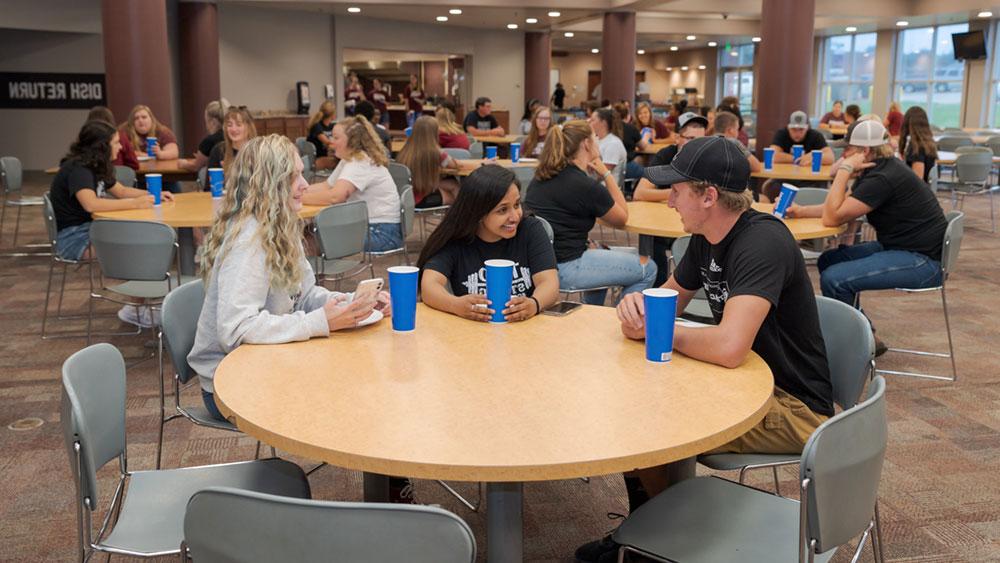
[2,172,1000,562]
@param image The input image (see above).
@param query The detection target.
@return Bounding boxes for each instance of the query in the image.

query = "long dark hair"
[62,120,117,186]
[522,98,540,121]
[417,165,521,272]
[898,106,938,161]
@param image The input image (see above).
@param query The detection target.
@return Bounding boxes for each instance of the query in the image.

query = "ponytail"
[308,100,336,129]
[535,119,592,181]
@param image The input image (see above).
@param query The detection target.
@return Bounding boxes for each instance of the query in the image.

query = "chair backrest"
[468,141,484,159]
[985,135,1000,157]
[1,156,23,195]
[512,166,536,194]
[927,164,939,192]
[197,167,208,190]
[184,487,476,563]
[936,135,974,152]
[294,136,309,155]
[535,215,554,243]
[442,148,472,160]
[815,296,874,410]
[955,149,993,184]
[942,127,968,134]
[399,185,416,237]
[801,376,887,555]
[162,280,206,385]
[818,128,833,140]
[387,162,412,195]
[114,165,137,187]
[61,343,127,510]
[794,187,829,206]
[42,192,59,245]
[90,220,177,281]
[941,211,964,277]
[670,236,691,263]
[300,140,317,159]
[314,200,369,260]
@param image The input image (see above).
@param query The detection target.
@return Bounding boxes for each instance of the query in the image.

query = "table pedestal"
[178,227,196,276]
[487,482,523,563]
[363,472,390,502]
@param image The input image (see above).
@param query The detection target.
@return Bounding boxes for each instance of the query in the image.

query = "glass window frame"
[816,32,877,116]
[718,44,755,114]
[892,23,969,127]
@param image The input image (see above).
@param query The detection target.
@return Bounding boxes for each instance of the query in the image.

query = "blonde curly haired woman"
[304,116,403,252]
[189,134,390,422]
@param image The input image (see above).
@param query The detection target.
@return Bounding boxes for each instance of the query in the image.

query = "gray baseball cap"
[678,112,709,131]
[788,110,809,129]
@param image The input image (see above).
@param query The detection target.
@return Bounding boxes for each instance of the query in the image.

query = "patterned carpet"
[2,172,999,561]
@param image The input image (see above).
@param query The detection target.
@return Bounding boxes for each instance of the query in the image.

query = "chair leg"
[942,286,958,382]
[41,259,56,338]
[877,286,957,382]
[872,500,886,563]
[435,480,483,512]
[12,203,22,248]
[771,466,781,496]
[156,333,166,470]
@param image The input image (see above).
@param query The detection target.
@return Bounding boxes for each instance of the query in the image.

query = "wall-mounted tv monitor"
[952,31,987,60]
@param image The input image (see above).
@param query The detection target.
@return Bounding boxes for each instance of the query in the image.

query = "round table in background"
[91,192,325,274]
[450,159,538,177]
[750,162,834,182]
[214,304,773,563]
[625,201,846,241]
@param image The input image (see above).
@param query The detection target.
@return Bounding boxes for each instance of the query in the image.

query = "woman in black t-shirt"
[306,100,338,169]
[179,99,227,172]
[898,106,938,183]
[207,106,257,177]
[418,165,559,322]
[50,120,169,261]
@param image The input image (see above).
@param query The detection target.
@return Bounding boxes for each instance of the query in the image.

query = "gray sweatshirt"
[188,219,341,392]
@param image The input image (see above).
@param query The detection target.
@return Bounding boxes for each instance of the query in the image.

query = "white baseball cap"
[848,120,888,147]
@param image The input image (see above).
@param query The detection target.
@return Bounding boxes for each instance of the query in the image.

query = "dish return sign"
[1,72,106,109]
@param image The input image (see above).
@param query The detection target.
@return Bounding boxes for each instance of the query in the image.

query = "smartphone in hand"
[352,278,384,304]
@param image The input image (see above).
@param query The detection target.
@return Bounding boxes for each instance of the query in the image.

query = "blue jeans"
[557,249,657,305]
[818,242,943,305]
[367,222,404,253]
[202,390,225,422]
[55,223,91,261]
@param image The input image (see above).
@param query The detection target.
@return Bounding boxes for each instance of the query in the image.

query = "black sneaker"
[575,534,621,562]
[874,335,888,358]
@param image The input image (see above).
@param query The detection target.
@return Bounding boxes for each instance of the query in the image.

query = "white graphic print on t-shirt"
[700,258,729,316]
[463,264,533,296]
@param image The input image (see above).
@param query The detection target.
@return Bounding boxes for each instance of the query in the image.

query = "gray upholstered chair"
[949,147,996,232]
[182,487,476,562]
[40,193,95,339]
[442,147,472,160]
[614,377,888,563]
[1,155,45,250]
[115,165,137,188]
[310,200,371,290]
[61,343,311,562]
[669,237,715,322]
[388,161,412,195]
[368,186,415,267]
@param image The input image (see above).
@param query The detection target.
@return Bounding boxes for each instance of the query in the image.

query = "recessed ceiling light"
[437,16,448,22]
[751,36,762,43]
[591,48,600,53]
[507,23,518,29]
[666,66,673,70]
[347,6,361,13]
[686,35,696,40]
[681,66,689,70]
[564,31,574,37]
[669,45,678,51]
[707,41,718,47]
[896,20,909,26]
[698,64,706,69]
[548,11,561,17]
[449,9,462,15]
[637,49,646,55]
[845,26,857,32]
[526,17,538,24]
[979,11,993,18]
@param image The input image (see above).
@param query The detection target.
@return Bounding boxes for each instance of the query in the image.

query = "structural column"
[755,0,815,157]
[601,12,636,105]
[179,1,221,154]
[524,32,552,108]
[101,0,174,128]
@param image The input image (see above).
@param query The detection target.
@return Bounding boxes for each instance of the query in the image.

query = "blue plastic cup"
[643,288,678,362]
[404,127,413,137]
[773,183,799,219]
[388,266,419,332]
[208,168,224,198]
[146,137,157,157]
[810,150,822,174]
[485,145,498,160]
[145,173,162,205]
[484,259,514,323]
[510,142,521,163]
[792,144,804,164]
[641,127,654,140]
[763,147,774,171]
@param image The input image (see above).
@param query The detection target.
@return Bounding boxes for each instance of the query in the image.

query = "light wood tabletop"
[751,162,834,181]
[625,201,846,240]
[91,191,325,228]
[447,159,538,177]
[637,140,676,155]
[46,158,192,177]
[936,150,1000,165]
[469,134,521,144]
[214,304,773,483]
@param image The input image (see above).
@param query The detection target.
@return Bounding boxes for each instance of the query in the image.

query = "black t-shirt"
[771,128,828,154]
[553,88,566,108]
[621,122,642,162]
[903,147,936,183]
[422,216,557,298]
[50,163,108,231]
[523,166,614,263]
[197,130,224,158]
[463,111,499,132]
[308,120,335,157]
[207,142,227,170]
[375,125,392,152]
[850,157,947,261]
[673,209,834,416]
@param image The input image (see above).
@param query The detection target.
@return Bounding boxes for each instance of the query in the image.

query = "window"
[817,32,876,116]
[988,22,1000,126]
[719,44,755,113]
[893,23,968,127]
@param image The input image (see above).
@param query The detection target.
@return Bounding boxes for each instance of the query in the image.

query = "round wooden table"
[214,304,773,562]
[91,192,325,274]
[451,159,538,177]
[751,162,834,181]
[45,158,194,179]
[625,201,846,241]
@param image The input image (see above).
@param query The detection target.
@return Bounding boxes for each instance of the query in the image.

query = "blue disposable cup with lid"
[773,184,799,219]
[484,259,514,323]
[810,150,822,173]
[146,137,157,157]
[763,148,775,171]
[510,143,521,163]
[387,266,419,332]
[145,173,162,205]
[208,168,224,198]
[792,144,804,164]
[485,145,498,160]
[643,288,678,362]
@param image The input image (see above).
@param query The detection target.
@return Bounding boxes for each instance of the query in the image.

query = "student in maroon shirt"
[86,106,140,170]
[345,72,365,115]
[368,78,390,126]
[402,74,425,127]
[883,101,904,137]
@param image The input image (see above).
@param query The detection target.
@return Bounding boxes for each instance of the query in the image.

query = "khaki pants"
[706,387,829,455]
